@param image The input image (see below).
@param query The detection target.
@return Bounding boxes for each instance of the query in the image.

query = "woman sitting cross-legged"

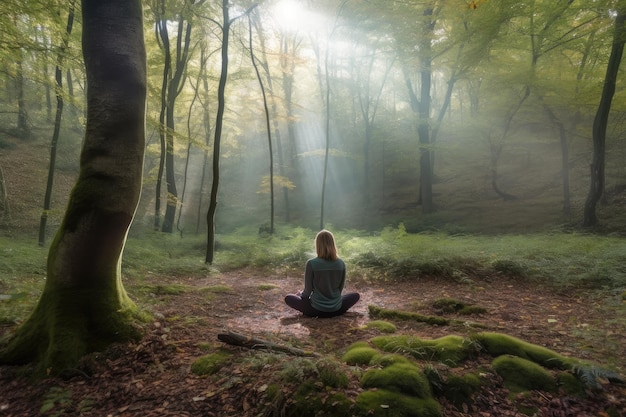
[284,229,360,318]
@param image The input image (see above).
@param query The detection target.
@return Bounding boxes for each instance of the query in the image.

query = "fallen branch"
[217,331,319,357]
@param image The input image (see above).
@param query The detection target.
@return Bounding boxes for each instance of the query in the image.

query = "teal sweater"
[301,257,346,312]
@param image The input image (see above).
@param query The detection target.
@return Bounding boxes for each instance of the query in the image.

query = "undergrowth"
[1,226,625,327]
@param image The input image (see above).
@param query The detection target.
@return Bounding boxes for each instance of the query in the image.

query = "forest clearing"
[1,265,625,416]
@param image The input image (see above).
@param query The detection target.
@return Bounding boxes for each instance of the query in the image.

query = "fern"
[572,364,625,389]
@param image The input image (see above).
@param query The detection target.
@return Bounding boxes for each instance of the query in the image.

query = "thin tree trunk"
[162,11,192,233]
[417,8,435,214]
[248,13,274,234]
[16,50,29,136]
[196,44,213,235]
[206,2,231,264]
[583,11,626,226]
[38,2,75,246]
[154,7,170,231]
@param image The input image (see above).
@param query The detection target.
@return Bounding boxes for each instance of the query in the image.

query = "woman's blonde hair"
[315,229,338,260]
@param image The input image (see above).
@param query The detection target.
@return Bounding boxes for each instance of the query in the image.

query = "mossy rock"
[441,373,483,409]
[190,350,232,376]
[364,320,397,333]
[492,355,557,393]
[360,363,432,399]
[371,334,474,366]
[557,371,586,397]
[370,353,412,367]
[355,389,441,417]
[342,345,379,366]
[474,332,576,370]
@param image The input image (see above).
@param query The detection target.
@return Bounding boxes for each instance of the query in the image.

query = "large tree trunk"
[0,0,146,375]
[583,11,626,227]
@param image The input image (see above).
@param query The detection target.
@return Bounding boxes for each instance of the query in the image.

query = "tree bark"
[0,0,146,375]
[583,11,626,227]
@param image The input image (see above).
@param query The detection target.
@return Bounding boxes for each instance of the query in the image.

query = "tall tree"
[583,7,626,226]
[0,0,146,374]
[248,11,274,234]
[153,0,194,233]
[205,1,257,264]
[38,1,76,246]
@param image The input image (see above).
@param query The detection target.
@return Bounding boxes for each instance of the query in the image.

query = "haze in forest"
[1,0,626,239]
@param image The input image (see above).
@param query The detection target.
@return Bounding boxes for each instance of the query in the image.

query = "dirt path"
[1,268,625,417]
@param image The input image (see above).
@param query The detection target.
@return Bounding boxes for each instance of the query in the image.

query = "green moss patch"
[363,320,397,333]
[200,284,234,293]
[371,334,476,366]
[474,332,576,370]
[342,345,379,366]
[191,350,232,376]
[355,389,441,417]
[370,353,412,367]
[257,283,278,291]
[492,355,557,393]
[361,362,432,398]
[557,372,586,396]
[441,373,483,409]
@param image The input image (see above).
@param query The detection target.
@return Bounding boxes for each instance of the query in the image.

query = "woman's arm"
[301,260,314,298]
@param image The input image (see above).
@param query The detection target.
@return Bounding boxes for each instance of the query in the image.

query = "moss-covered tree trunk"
[0,0,146,375]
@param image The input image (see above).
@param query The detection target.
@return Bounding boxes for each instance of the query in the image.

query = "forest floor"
[1,268,625,417]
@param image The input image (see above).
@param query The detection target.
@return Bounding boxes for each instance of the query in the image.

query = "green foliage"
[474,332,576,370]
[317,358,350,388]
[40,386,72,416]
[355,389,441,417]
[492,355,557,393]
[278,357,318,383]
[491,259,529,277]
[286,384,353,417]
[360,362,432,398]
[190,349,232,376]
[572,363,625,389]
[346,229,626,289]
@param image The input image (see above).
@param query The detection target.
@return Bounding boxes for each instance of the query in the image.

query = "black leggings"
[284,293,360,318]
